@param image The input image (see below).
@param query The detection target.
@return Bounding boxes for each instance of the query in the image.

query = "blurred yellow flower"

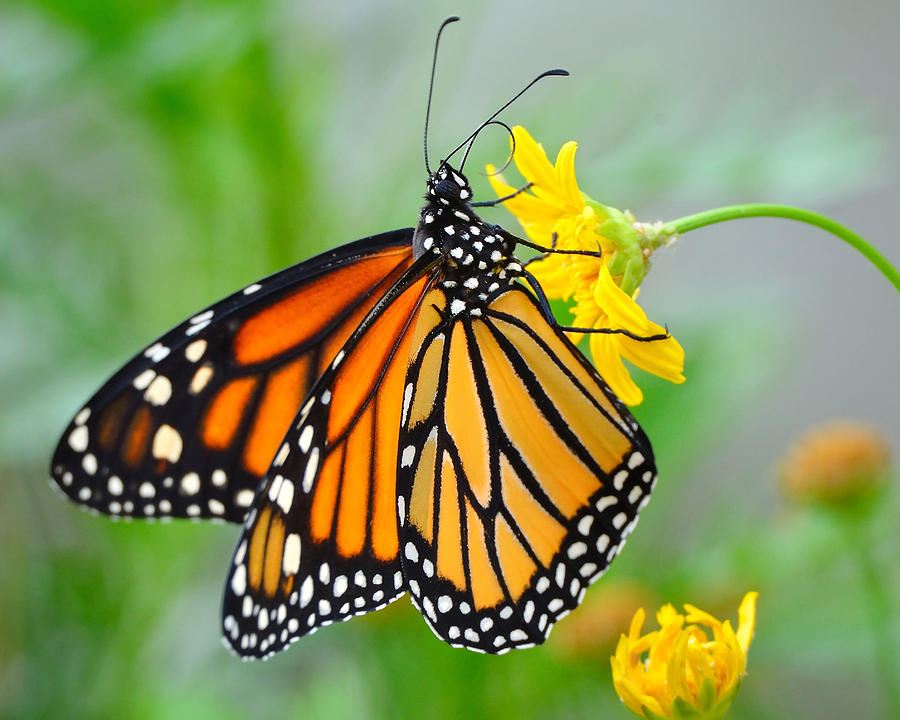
[610,592,758,720]
[488,126,684,405]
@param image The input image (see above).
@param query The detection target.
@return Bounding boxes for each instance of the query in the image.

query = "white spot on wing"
[68,426,89,452]
[185,339,207,362]
[276,479,295,513]
[181,472,201,495]
[302,447,319,493]
[82,453,97,475]
[190,365,213,394]
[299,576,314,608]
[298,425,314,453]
[144,343,170,362]
[401,383,413,425]
[231,564,247,595]
[333,575,348,598]
[152,424,183,463]
[133,369,156,391]
[274,443,290,467]
[283,533,301,575]
[144,375,172,406]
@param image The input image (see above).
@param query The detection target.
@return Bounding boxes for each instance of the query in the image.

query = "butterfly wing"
[50,230,416,523]
[397,283,656,654]
[221,254,437,659]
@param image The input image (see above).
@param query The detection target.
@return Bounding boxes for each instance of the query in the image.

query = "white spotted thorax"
[413,161,522,315]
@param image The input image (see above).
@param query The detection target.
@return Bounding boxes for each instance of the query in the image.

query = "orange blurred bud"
[779,420,890,507]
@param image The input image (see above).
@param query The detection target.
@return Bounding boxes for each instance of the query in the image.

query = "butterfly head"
[426,161,472,205]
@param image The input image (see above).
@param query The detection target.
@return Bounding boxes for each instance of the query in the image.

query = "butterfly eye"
[433,179,460,201]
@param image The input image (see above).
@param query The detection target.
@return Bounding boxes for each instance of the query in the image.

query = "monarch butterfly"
[50,17,659,658]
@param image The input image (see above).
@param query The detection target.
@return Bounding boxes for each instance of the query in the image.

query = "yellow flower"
[488,126,684,405]
[610,593,758,720]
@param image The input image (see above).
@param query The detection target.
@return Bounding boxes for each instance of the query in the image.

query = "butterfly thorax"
[413,162,522,311]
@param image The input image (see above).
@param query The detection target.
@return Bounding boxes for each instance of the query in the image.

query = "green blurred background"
[2,1,898,718]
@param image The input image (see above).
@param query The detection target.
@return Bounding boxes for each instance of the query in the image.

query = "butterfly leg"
[490,225,604,262]
[469,183,533,208]
[518,268,670,343]
[521,233,558,267]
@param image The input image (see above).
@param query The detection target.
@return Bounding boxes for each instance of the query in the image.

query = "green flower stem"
[841,514,900,720]
[662,204,900,294]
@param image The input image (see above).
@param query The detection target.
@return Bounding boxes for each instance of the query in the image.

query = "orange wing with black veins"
[50,230,415,523]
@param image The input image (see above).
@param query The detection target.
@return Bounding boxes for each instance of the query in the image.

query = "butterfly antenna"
[424,15,460,175]
[467,120,517,176]
[447,68,569,170]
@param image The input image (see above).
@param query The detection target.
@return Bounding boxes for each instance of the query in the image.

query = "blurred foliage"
[1,2,897,720]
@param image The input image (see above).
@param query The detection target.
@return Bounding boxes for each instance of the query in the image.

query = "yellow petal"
[487,169,562,227]
[667,631,694,705]
[529,264,576,301]
[683,604,723,634]
[630,631,660,658]
[618,332,686,385]
[656,604,682,628]
[510,126,560,195]
[628,606,647,641]
[708,639,740,692]
[735,592,758,653]
[590,333,644,405]
[720,620,746,678]
[554,140,583,207]
[594,264,651,333]
[610,658,645,716]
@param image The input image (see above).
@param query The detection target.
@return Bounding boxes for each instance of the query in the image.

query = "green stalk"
[841,515,900,720]
[662,204,900,294]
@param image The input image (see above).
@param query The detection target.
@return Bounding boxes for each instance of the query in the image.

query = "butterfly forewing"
[221,258,436,659]
[50,231,415,523]
[397,284,657,654]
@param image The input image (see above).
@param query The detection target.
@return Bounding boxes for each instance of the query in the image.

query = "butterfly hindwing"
[221,256,436,658]
[397,283,657,653]
[50,230,415,523]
